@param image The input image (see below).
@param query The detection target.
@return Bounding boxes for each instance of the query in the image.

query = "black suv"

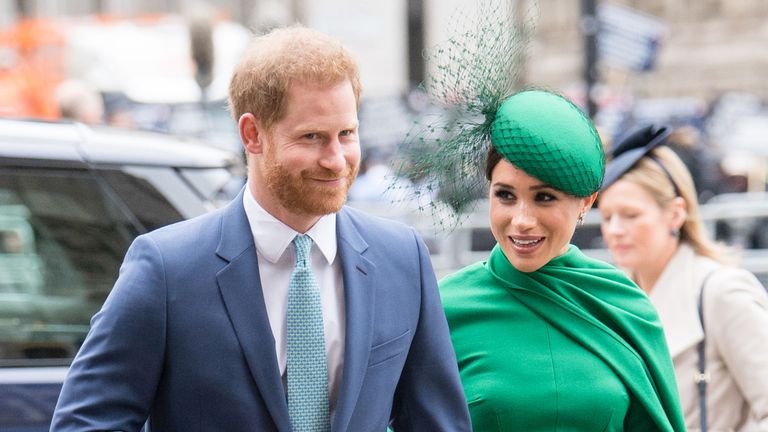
[0,118,244,431]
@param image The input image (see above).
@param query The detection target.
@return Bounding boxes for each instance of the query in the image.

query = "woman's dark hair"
[485,145,504,181]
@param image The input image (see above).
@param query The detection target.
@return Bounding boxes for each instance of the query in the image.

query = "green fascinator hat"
[491,90,605,197]
[392,1,605,229]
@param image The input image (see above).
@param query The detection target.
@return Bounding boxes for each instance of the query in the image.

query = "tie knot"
[293,235,313,267]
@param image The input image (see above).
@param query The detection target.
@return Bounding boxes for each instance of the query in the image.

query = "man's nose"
[320,138,346,173]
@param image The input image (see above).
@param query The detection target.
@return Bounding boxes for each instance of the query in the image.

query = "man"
[51,26,470,431]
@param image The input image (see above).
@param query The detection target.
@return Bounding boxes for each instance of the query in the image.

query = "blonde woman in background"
[599,125,768,431]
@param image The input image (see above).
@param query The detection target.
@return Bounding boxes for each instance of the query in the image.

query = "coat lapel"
[215,190,291,431]
[649,244,711,358]
[332,208,376,432]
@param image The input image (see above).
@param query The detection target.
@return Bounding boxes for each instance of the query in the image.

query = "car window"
[180,167,245,207]
[97,169,184,232]
[0,168,139,363]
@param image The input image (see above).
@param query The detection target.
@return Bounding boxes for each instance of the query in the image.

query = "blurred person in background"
[347,150,410,202]
[439,90,685,431]
[665,125,723,203]
[51,25,470,432]
[599,125,768,431]
[103,95,135,129]
[55,79,104,125]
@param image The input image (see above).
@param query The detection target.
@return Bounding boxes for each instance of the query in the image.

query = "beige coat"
[650,244,768,432]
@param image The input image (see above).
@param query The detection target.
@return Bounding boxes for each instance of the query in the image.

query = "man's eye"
[304,133,318,140]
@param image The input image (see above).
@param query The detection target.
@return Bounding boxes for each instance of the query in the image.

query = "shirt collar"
[242,183,337,265]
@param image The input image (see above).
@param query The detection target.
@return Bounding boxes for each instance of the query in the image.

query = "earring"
[670,228,680,238]
[577,211,586,226]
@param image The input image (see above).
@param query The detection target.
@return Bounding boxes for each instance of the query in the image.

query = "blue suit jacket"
[51,191,470,431]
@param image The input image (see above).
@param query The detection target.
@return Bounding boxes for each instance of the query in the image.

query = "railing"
[350,192,768,282]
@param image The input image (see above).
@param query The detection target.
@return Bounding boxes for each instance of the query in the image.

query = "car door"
[0,164,185,431]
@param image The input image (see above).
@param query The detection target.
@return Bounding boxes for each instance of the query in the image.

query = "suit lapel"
[215,191,291,431]
[332,208,376,432]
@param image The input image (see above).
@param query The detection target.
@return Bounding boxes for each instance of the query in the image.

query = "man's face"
[252,80,360,226]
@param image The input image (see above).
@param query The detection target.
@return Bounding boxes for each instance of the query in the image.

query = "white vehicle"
[0,118,243,431]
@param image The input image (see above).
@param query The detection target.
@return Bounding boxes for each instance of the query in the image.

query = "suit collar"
[242,183,338,264]
[216,187,255,262]
[216,201,378,431]
[215,188,292,431]
[336,206,368,254]
[332,207,377,431]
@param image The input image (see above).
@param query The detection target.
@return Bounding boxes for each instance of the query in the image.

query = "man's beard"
[263,158,358,217]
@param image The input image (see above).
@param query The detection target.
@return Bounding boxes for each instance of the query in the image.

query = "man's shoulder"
[339,205,416,236]
[338,206,427,259]
[150,207,224,240]
[137,204,231,258]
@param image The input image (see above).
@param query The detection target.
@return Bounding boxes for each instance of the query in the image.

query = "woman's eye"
[494,190,514,201]
[536,192,556,202]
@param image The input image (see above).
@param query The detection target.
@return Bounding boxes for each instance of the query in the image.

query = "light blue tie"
[287,234,331,432]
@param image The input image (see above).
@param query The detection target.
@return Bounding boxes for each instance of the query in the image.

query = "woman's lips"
[508,235,545,254]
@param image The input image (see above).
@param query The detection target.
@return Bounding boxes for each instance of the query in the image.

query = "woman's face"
[489,159,595,273]
[598,179,680,272]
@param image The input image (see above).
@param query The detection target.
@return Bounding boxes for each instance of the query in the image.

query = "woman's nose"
[602,215,623,236]
[511,206,536,230]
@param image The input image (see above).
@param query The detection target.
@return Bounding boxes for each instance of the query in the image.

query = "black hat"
[601,124,672,190]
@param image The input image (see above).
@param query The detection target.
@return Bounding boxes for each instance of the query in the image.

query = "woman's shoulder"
[438,261,498,315]
[557,246,638,287]
[439,261,489,289]
[560,245,625,272]
[705,262,768,304]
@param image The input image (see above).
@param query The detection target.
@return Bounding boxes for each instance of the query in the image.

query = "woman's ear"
[239,113,266,155]
[669,196,688,230]
[582,191,599,213]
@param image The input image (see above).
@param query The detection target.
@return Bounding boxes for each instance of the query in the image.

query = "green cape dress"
[440,244,685,431]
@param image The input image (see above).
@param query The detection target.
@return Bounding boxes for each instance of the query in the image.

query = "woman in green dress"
[438,89,686,431]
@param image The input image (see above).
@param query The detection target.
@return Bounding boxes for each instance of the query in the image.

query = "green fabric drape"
[441,244,685,431]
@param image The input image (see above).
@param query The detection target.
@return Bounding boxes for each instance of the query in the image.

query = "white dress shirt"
[242,184,346,411]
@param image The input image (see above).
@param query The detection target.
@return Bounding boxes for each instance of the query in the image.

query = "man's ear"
[239,113,266,155]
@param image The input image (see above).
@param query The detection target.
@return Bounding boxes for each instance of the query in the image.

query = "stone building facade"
[528,0,768,100]
[3,0,767,101]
